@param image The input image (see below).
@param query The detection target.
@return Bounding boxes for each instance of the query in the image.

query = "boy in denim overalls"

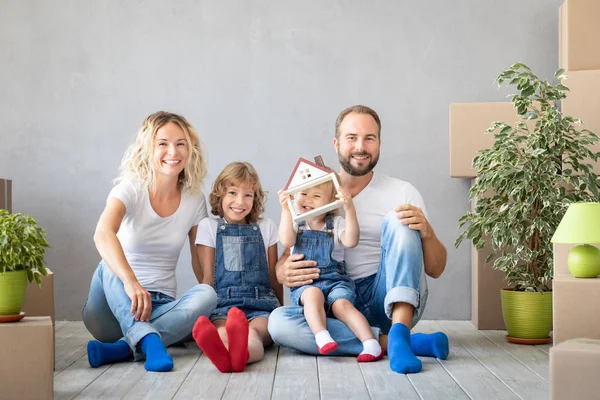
[278,177,383,361]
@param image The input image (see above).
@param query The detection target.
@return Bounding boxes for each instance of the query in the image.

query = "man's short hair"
[335,105,381,139]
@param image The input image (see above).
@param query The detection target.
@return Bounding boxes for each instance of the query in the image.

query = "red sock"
[192,316,231,373]
[226,307,250,372]
[318,342,338,355]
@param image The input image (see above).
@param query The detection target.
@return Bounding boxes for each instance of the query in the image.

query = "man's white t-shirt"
[344,173,428,280]
[292,216,346,262]
[195,216,279,256]
[108,180,208,298]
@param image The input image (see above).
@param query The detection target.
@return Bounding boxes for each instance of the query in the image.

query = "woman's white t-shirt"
[292,215,346,262]
[108,180,208,298]
[195,215,279,255]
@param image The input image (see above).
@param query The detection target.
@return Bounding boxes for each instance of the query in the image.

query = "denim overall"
[211,218,280,321]
[290,213,356,312]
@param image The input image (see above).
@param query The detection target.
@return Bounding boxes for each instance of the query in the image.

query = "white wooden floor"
[53,320,551,400]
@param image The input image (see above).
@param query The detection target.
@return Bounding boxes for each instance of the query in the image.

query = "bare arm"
[94,197,152,321]
[395,204,447,279]
[277,190,297,248]
[337,187,359,248]
[189,225,202,283]
[268,244,284,304]
[196,245,215,286]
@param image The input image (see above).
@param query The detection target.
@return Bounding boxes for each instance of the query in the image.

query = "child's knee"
[301,287,325,304]
[331,298,354,314]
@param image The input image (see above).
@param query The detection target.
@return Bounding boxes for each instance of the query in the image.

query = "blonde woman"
[82,112,217,372]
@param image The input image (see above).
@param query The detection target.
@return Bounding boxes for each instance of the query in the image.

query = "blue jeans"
[82,262,217,358]
[268,211,429,356]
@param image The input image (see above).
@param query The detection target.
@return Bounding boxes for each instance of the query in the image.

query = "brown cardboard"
[553,243,600,276]
[553,274,600,345]
[558,0,600,71]
[470,180,507,329]
[561,70,600,174]
[23,269,55,324]
[449,102,524,178]
[0,178,11,212]
[551,339,600,400]
[0,317,53,400]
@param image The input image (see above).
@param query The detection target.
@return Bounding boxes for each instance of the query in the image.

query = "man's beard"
[338,151,379,177]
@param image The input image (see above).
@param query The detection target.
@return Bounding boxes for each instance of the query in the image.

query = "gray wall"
[0,0,563,320]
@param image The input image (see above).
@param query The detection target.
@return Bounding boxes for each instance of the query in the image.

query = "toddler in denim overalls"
[193,162,282,373]
[278,177,383,361]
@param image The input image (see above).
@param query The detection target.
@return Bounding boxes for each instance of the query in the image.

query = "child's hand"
[336,187,355,211]
[278,190,293,212]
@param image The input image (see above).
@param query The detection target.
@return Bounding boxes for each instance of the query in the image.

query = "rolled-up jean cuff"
[384,286,420,319]
[125,322,160,360]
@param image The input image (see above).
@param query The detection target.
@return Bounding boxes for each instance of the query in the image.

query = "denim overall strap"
[214,218,272,300]
[293,214,337,273]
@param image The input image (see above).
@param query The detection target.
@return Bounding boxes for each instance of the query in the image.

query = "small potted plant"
[0,209,49,320]
[456,63,600,343]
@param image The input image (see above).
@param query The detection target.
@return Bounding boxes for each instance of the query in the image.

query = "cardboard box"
[0,178,11,212]
[449,103,524,178]
[559,0,600,71]
[561,69,600,174]
[551,339,600,400]
[23,269,55,324]
[0,317,53,400]
[554,243,600,276]
[553,274,600,345]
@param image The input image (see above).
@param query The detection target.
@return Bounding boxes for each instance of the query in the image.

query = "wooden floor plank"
[438,321,549,400]
[54,354,110,400]
[55,320,68,330]
[426,321,519,399]
[534,343,551,355]
[122,344,201,400]
[221,346,279,400]
[271,347,319,400]
[359,357,421,400]
[318,355,370,399]
[72,359,147,399]
[55,322,93,373]
[172,353,231,399]
[409,321,470,400]
[479,330,549,382]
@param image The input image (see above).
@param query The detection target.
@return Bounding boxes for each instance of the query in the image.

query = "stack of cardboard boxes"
[449,102,526,329]
[0,178,55,400]
[545,0,600,398]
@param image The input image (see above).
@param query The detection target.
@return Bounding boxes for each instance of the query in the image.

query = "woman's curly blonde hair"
[116,111,206,194]
[209,162,265,223]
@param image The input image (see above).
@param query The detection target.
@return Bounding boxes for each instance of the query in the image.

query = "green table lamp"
[551,202,600,278]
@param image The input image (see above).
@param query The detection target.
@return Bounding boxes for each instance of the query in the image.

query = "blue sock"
[140,333,173,372]
[87,339,131,368]
[388,323,422,374]
[411,332,449,360]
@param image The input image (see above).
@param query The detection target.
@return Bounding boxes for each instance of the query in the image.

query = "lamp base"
[568,245,600,278]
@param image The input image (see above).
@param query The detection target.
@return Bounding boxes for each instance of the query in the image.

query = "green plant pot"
[0,270,28,315]
[501,289,552,340]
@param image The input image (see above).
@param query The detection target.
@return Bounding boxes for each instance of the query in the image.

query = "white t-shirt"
[292,216,346,262]
[195,216,279,256]
[344,173,428,280]
[108,180,208,298]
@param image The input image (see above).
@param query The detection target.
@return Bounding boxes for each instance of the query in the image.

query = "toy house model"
[283,157,342,223]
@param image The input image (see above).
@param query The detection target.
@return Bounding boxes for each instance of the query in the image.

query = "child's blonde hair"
[209,162,265,223]
[116,111,206,195]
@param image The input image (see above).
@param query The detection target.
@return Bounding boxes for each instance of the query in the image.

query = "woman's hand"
[123,280,152,322]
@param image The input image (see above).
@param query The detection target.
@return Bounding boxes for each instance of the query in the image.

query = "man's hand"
[394,204,433,239]
[124,280,152,322]
[277,252,320,287]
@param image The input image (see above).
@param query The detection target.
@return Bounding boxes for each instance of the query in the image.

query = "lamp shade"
[551,202,600,244]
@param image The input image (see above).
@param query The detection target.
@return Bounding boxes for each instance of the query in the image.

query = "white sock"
[315,330,335,348]
[360,338,382,356]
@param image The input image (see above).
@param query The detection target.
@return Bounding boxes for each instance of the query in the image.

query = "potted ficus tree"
[0,209,49,321]
[456,63,600,344]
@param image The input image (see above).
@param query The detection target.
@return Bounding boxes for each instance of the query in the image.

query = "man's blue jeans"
[268,211,428,355]
[82,262,217,358]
